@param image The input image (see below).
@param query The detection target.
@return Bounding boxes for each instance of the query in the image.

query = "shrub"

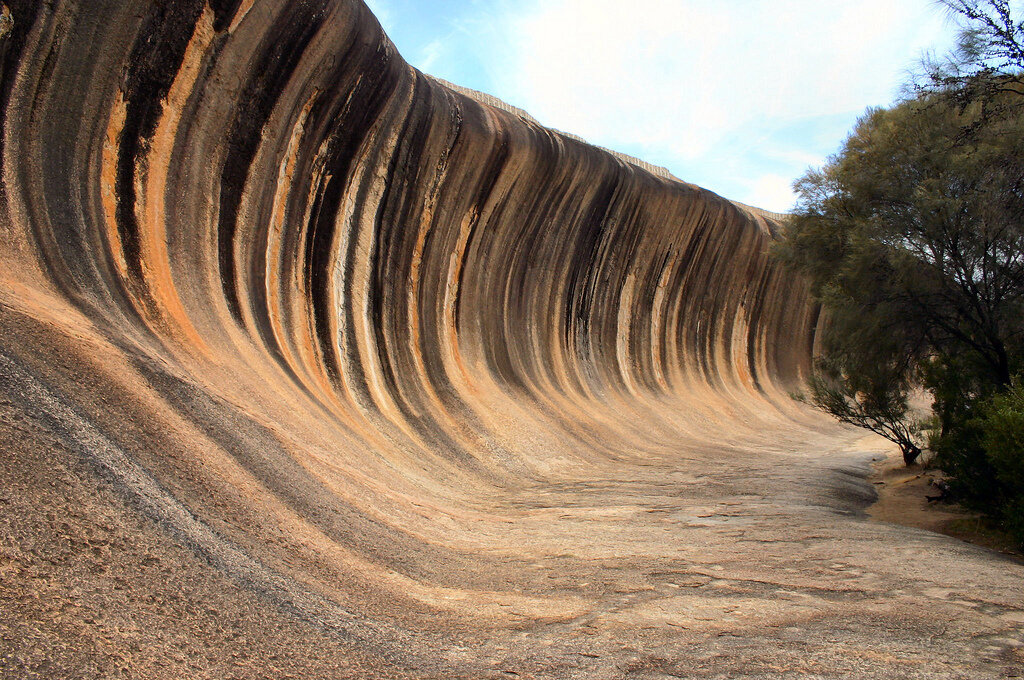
[981,380,1024,546]
[934,379,1024,547]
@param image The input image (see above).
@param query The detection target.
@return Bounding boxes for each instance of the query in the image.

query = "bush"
[981,381,1024,546]
[1003,499,1024,547]
[934,379,1024,547]
[932,418,999,512]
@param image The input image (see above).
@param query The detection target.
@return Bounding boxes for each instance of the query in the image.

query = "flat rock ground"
[0,299,1022,680]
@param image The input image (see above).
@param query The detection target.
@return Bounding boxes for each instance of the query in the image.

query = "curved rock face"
[2,2,1023,678]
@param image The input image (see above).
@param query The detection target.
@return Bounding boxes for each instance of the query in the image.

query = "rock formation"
[0,1,1022,678]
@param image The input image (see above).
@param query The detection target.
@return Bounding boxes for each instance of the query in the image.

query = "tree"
[800,355,924,466]
[914,0,1024,150]
[918,1,1024,104]
[794,272,928,465]
[776,91,1024,462]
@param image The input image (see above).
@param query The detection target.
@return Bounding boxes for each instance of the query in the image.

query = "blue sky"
[364,0,959,212]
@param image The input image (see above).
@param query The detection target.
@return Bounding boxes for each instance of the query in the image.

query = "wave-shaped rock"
[2,1,1022,677]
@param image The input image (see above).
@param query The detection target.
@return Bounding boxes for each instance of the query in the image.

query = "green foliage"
[931,415,999,509]
[777,88,1024,440]
[796,304,925,464]
[981,380,1024,544]
[932,379,1024,546]
[801,354,922,465]
[917,1,1024,114]
[1002,499,1024,546]
[778,94,1024,391]
[982,379,1024,481]
[775,0,1024,537]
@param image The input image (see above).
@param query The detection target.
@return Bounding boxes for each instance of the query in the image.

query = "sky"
[363,0,960,212]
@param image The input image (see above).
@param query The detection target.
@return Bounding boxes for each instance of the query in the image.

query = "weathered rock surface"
[0,1,1021,678]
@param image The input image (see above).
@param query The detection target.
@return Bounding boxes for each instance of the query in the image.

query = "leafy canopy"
[779,92,1024,392]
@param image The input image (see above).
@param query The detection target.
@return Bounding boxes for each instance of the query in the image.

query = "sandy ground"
[868,443,1024,563]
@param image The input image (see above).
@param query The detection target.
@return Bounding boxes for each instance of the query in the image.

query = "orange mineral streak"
[266,93,319,392]
[228,0,256,33]
[137,4,216,354]
[101,94,129,281]
[443,207,480,397]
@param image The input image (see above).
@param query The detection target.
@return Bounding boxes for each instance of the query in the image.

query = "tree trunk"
[902,442,922,466]
[995,340,1012,388]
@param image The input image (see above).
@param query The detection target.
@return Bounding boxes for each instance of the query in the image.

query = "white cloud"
[494,0,956,210]
[418,38,445,72]
[745,174,799,214]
